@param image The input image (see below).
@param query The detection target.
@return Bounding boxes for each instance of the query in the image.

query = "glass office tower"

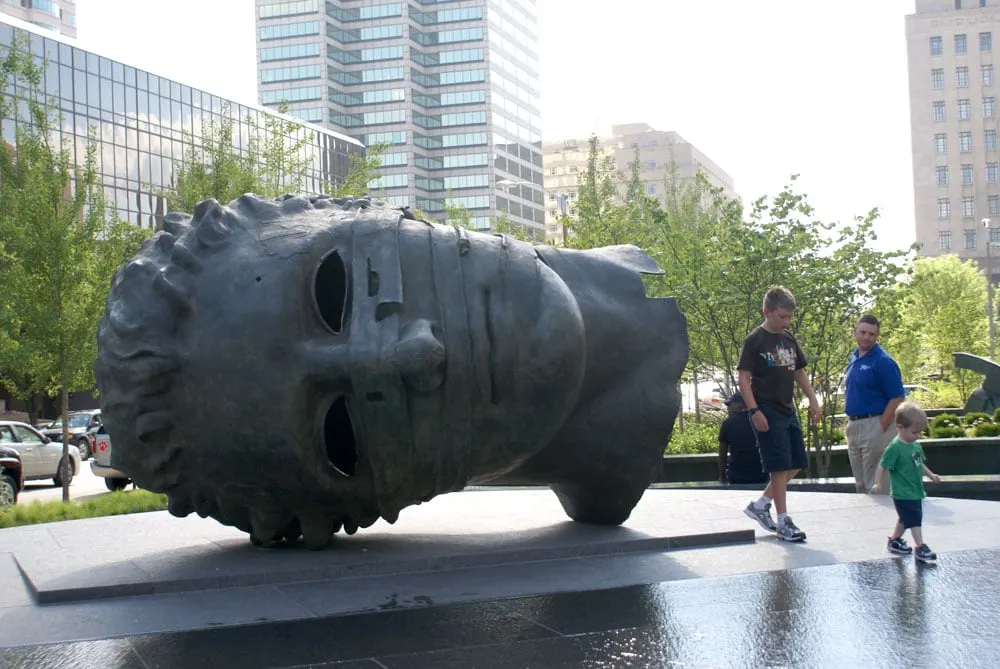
[1,18,365,230]
[256,0,544,238]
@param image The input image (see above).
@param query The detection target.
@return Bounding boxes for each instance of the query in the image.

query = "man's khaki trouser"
[845,415,896,493]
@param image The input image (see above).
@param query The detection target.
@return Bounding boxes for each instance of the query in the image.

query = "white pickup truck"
[90,426,133,491]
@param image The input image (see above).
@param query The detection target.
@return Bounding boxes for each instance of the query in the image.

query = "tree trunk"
[60,347,70,503]
[693,369,701,423]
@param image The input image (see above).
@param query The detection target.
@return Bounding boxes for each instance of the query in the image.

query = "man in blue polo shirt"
[844,314,906,493]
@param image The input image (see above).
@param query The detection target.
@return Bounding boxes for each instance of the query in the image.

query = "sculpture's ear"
[590,245,665,276]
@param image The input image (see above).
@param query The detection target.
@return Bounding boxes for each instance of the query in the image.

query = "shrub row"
[928,411,1000,438]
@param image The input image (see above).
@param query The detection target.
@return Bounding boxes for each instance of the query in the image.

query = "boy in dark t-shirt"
[738,286,821,542]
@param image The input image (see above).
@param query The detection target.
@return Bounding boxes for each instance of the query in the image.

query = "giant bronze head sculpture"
[95,195,688,549]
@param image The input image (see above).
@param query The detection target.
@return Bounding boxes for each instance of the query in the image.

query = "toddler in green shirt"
[872,402,941,563]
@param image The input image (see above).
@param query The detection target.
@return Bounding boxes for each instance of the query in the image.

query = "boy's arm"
[793,368,821,423]
[738,370,768,432]
[872,465,886,493]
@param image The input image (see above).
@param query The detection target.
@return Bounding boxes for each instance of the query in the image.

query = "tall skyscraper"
[906,0,1000,276]
[255,0,545,238]
[1,0,75,38]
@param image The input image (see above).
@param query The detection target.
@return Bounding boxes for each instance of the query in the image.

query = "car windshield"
[48,414,92,429]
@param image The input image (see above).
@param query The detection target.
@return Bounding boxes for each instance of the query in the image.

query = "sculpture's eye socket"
[313,250,350,334]
[324,396,357,477]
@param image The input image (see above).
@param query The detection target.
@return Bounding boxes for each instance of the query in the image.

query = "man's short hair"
[895,401,927,429]
[857,314,880,330]
[763,286,797,312]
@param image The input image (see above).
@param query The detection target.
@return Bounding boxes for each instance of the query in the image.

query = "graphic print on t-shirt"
[760,344,797,371]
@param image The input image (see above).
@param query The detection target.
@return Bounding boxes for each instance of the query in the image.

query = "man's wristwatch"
[748,408,760,416]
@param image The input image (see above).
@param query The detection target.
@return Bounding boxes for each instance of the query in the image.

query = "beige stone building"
[1,0,75,38]
[542,123,736,244]
[906,0,1000,277]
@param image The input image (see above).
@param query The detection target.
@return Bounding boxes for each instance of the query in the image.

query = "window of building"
[646,160,657,169]
[937,165,950,186]
[986,97,997,117]
[934,101,946,121]
[959,99,972,119]
[984,64,995,86]
[989,162,999,182]
[991,195,1000,215]
[966,228,978,249]
[962,131,974,151]
[988,129,998,150]
[957,66,970,87]
[939,230,953,250]
[931,36,944,56]
[932,68,946,89]
[935,133,948,153]
[992,227,1000,244]
[938,198,951,218]
[258,21,319,41]
[964,196,976,217]
[982,32,993,53]
[368,173,409,189]
[963,164,974,183]
[956,34,968,54]
[646,184,657,195]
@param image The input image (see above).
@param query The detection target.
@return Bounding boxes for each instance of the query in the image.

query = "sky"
[76,0,917,252]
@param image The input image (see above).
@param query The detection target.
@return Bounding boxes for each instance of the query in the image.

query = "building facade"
[255,0,545,238]
[906,0,1000,277]
[1,18,364,232]
[2,0,75,38]
[542,123,737,244]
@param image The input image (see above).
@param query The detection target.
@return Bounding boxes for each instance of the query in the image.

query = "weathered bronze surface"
[955,352,1000,415]
[95,195,688,549]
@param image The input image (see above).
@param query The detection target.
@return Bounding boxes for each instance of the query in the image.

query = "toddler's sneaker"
[775,516,806,542]
[915,544,937,563]
[887,536,913,555]
[744,501,777,532]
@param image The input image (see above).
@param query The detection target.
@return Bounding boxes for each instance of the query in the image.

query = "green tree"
[0,34,149,500]
[648,178,913,473]
[163,102,313,213]
[895,255,989,400]
[163,101,386,213]
[567,135,652,248]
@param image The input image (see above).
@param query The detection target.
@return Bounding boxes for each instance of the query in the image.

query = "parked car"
[0,445,23,506]
[0,420,80,487]
[41,410,102,461]
[90,426,131,491]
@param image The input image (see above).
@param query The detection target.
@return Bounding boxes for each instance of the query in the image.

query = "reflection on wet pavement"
[3,548,998,668]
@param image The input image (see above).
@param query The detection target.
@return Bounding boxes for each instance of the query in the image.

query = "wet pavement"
[3,546,998,668]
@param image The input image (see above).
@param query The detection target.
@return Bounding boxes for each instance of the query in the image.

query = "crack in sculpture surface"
[94,194,689,550]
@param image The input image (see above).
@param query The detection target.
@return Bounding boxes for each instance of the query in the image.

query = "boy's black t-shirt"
[737,326,807,413]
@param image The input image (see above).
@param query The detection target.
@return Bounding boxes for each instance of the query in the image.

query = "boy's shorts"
[893,498,923,529]
[750,403,808,474]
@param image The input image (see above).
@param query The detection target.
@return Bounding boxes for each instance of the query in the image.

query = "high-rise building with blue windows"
[255,0,545,238]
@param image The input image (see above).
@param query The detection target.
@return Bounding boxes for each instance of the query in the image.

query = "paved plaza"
[2,489,999,667]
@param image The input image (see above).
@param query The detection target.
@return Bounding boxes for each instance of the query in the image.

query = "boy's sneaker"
[744,501,778,532]
[887,536,913,555]
[915,544,937,563]
[776,517,806,542]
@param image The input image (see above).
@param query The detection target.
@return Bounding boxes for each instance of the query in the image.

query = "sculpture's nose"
[394,318,445,393]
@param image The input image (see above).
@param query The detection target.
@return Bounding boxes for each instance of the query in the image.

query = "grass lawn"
[0,490,167,529]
